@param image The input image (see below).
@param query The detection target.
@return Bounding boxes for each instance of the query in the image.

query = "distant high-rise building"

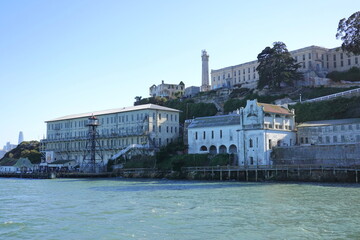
[18,131,24,144]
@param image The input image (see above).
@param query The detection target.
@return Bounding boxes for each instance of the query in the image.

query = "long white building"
[187,99,296,166]
[211,45,360,90]
[40,104,180,168]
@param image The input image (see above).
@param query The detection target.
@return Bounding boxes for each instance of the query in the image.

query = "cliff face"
[1,141,41,164]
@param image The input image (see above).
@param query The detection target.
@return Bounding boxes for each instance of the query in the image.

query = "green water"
[0,178,359,240]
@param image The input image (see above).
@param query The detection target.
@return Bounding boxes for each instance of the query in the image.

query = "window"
[159,114,161,120]
[333,136,337,143]
[166,126,169,133]
[326,136,330,143]
[250,157,254,165]
[220,130,223,139]
[211,131,214,139]
[249,139,253,148]
[356,57,358,64]
[341,61,343,67]
[318,136,322,143]
[305,137,309,144]
[203,131,206,139]
[340,53,343,59]
[348,59,351,65]
[341,135,346,142]
[333,54,336,61]
[303,54,305,61]
[234,71,236,76]
[159,126,161,132]
[195,132,198,140]
[308,53,311,59]
[334,62,337,68]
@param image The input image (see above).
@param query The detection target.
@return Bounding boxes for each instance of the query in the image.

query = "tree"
[256,42,302,89]
[336,11,360,55]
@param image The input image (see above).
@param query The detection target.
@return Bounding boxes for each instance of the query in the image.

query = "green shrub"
[327,67,360,82]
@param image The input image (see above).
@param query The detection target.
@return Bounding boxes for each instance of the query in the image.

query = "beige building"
[211,45,360,90]
[149,80,185,99]
[40,104,180,167]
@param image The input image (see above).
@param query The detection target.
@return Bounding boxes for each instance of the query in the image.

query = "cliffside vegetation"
[290,96,360,123]
[0,141,42,164]
[327,67,360,82]
[135,97,218,123]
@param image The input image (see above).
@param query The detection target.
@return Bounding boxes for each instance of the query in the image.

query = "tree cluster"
[256,42,302,89]
[336,11,360,55]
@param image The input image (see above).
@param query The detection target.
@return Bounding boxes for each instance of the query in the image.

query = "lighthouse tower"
[201,50,210,92]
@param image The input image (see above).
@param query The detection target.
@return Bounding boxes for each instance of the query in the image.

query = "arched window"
[209,145,217,155]
[219,145,227,154]
[200,146,208,152]
[229,144,237,154]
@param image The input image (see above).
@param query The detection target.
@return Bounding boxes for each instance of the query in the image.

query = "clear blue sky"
[0,0,357,147]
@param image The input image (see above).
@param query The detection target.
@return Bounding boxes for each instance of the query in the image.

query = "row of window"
[300,135,360,144]
[47,124,178,140]
[153,125,177,133]
[195,130,223,140]
[46,136,174,150]
[300,124,360,133]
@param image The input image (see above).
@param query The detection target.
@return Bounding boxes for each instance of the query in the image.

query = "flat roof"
[297,118,360,127]
[46,104,180,122]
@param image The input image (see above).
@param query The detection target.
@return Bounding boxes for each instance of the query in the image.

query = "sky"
[0,0,358,147]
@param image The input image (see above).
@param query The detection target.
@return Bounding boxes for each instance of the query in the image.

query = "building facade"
[211,45,360,90]
[187,99,296,166]
[40,104,180,167]
[149,80,185,99]
[184,86,200,98]
[297,118,360,145]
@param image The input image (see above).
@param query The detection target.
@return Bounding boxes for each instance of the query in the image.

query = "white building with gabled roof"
[187,99,296,166]
[40,104,180,168]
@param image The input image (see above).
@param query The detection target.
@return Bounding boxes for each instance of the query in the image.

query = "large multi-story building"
[149,80,185,99]
[40,104,180,167]
[210,45,360,90]
[297,118,360,145]
[187,99,296,166]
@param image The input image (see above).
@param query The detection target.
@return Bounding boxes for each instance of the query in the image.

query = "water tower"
[82,115,104,173]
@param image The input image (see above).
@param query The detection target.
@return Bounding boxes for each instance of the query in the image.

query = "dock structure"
[181,165,360,183]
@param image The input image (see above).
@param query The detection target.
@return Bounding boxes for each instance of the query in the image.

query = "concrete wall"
[272,143,360,166]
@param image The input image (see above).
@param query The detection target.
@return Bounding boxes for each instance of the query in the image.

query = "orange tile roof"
[257,103,293,115]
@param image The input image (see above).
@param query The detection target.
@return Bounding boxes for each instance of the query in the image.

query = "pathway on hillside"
[288,87,360,105]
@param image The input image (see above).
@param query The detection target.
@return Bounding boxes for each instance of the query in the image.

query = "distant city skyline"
[0,0,358,147]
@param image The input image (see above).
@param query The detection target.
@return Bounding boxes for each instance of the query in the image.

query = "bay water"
[1,178,359,240]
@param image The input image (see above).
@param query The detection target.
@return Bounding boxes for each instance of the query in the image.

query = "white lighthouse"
[201,50,210,92]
